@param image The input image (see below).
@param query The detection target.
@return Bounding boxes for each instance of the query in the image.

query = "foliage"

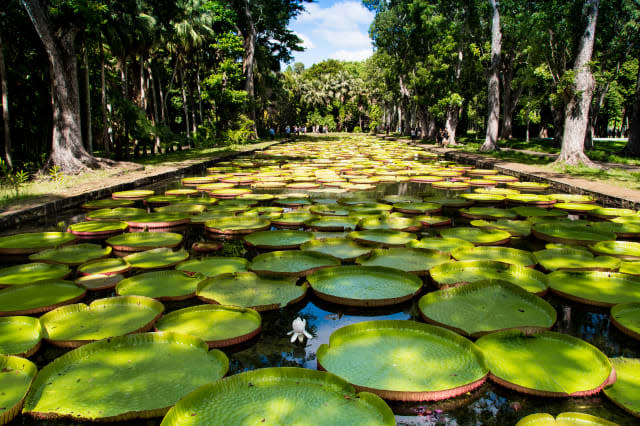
[0,159,29,197]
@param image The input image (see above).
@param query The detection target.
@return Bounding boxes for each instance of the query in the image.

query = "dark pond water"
[3,164,640,426]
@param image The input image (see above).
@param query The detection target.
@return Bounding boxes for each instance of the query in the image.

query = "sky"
[288,0,376,68]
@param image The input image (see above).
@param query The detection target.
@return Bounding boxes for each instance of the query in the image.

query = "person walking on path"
[269,128,275,140]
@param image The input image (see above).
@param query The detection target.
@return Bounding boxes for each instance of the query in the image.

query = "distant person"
[269,128,275,140]
[442,128,450,147]
[285,126,290,138]
[410,128,416,141]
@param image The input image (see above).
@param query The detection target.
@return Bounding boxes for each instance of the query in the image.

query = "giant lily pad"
[244,230,314,249]
[590,221,640,238]
[590,207,636,219]
[506,194,555,206]
[116,271,205,301]
[317,320,488,401]
[77,257,131,276]
[308,266,422,306]
[0,355,37,425]
[0,316,43,356]
[0,232,76,255]
[197,272,307,311]
[177,257,248,277]
[516,412,617,426]
[271,212,315,227]
[0,262,70,287]
[355,248,449,275]
[112,189,154,200]
[554,202,601,214]
[249,250,340,277]
[419,280,556,338]
[440,227,511,246]
[22,333,229,421]
[123,248,189,270]
[205,217,270,235]
[476,330,613,397]
[0,281,85,316]
[357,216,422,232]
[506,182,549,192]
[40,296,164,347]
[534,248,620,271]
[452,246,536,267]
[548,271,640,306]
[470,219,532,237]
[68,221,128,237]
[159,367,395,426]
[415,215,452,227]
[392,202,441,215]
[512,207,566,218]
[611,303,640,341]
[300,237,373,261]
[407,237,474,254]
[29,243,112,266]
[591,241,640,260]
[603,357,640,417]
[459,207,518,220]
[532,223,615,246]
[86,208,146,221]
[106,232,183,252]
[154,204,206,215]
[155,305,261,347]
[306,216,360,231]
[75,274,123,291]
[126,213,191,229]
[348,229,417,247]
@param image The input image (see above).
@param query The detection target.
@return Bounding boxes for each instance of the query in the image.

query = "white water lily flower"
[287,317,313,343]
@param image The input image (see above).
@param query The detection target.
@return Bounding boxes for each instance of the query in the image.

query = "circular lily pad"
[126,213,191,229]
[534,248,620,271]
[0,232,77,255]
[29,243,112,266]
[590,221,640,238]
[306,216,360,231]
[112,189,154,200]
[300,238,372,261]
[476,330,613,397]
[123,248,189,270]
[470,219,532,237]
[82,199,135,209]
[0,355,37,425]
[86,208,146,221]
[440,227,511,246]
[431,181,470,190]
[209,188,253,199]
[506,194,556,206]
[159,367,395,426]
[106,232,183,252]
[155,305,261,348]
[460,193,506,203]
[591,241,640,260]
[548,271,640,306]
[393,202,441,215]
[532,223,615,246]
[317,320,488,401]
[460,207,518,220]
[40,296,164,347]
[550,194,596,203]
[309,204,350,216]
[620,262,640,276]
[512,207,566,218]
[516,412,617,426]
[249,250,340,277]
[357,216,422,232]
[0,262,70,287]
[451,246,536,267]
[205,217,270,235]
[143,195,181,207]
[0,281,86,316]
[423,196,473,208]
[355,248,449,275]
[419,280,556,338]
[68,221,129,238]
[603,357,640,417]
[415,215,452,227]
[154,204,207,215]
[197,272,307,311]
[271,212,315,227]
[506,182,549,192]
[177,257,248,278]
[590,207,636,219]
[554,202,601,214]
[116,271,204,301]
[407,237,475,254]
[611,303,640,341]
[75,274,123,291]
[165,188,199,197]
[22,333,229,421]
[0,316,43,356]
[245,230,314,249]
[348,229,417,247]
[308,266,422,307]
[77,258,131,276]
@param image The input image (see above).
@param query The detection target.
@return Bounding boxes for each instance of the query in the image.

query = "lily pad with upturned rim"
[0,232,77,255]
[67,221,129,238]
[300,237,373,261]
[112,190,154,200]
[470,219,532,237]
[86,208,146,221]
[116,270,205,301]
[355,248,449,276]
[0,355,37,425]
[532,223,615,246]
[554,202,601,214]
[270,212,315,227]
[305,216,360,231]
[512,207,566,218]
[205,216,270,235]
[29,243,112,266]
[196,272,307,311]
[452,246,536,267]
[440,227,511,246]
[459,207,518,221]
[505,194,556,206]
[603,357,640,417]
[244,230,314,249]
[159,367,395,426]
[534,248,621,271]
[40,296,164,347]
[591,241,640,260]
[476,330,613,397]
[392,202,441,215]
[155,305,261,348]
[0,316,43,357]
[590,207,636,219]
[357,216,422,232]
[348,229,417,247]
[548,271,640,307]
[154,204,207,215]
[610,303,640,341]
[126,213,191,229]
[418,280,556,338]
[0,262,71,287]
[22,332,229,421]
[516,412,618,425]
[620,262,640,276]
[316,320,488,401]
[176,257,248,278]
[106,232,183,252]
[407,237,475,254]
[249,250,340,277]
[75,274,123,291]
[0,281,86,316]
[77,258,131,276]
[123,248,189,270]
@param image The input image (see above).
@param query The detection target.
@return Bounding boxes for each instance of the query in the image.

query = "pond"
[1,137,639,425]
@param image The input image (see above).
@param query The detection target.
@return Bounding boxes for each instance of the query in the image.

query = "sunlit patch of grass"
[547,164,640,190]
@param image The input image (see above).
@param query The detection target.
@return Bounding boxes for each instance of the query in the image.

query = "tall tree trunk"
[99,35,109,154]
[20,0,97,172]
[139,55,145,109]
[0,31,12,167]
[180,67,190,138]
[445,106,462,145]
[480,0,502,152]
[622,65,640,155]
[556,0,600,166]
[149,65,161,154]
[83,47,92,154]
[241,0,258,138]
[196,64,203,124]
[499,56,523,140]
[550,104,564,146]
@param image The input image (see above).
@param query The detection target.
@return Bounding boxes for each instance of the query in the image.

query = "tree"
[0,30,11,167]
[480,0,502,151]
[622,64,640,155]
[555,0,600,166]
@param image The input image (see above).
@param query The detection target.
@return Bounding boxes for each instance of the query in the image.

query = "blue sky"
[287,0,375,68]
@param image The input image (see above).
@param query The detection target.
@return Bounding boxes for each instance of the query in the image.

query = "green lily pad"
[165,188,199,197]
[112,189,154,199]
[205,216,270,235]
[309,204,350,216]
[440,227,511,246]
[460,207,518,220]
[0,262,70,286]
[554,202,601,214]
[591,241,640,260]
[431,181,470,190]
[0,281,85,316]
[106,232,183,252]
[0,316,43,356]
[348,229,417,247]
[317,320,488,401]
[177,257,248,277]
[506,194,555,205]
[381,195,422,204]
[611,303,640,341]
[82,199,135,209]
[620,262,640,276]
[116,271,204,301]
[86,208,146,221]
[154,204,207,215]
[75,274,124,291]
[238,193,275,201]
[548,271,640,306]
[534,248,621,271]
[476,330,612,396]
[271,212,315,226]
[22,333,229,421]
[603,357,640,417]
[249,250,340,277]
[516,412,617,426]
[273,197,312,207]
[126,213,191,229]
[407,237,474,254]
[589,221,640,238]
[244,230,314,249]
[423,196,473,208]
[452,246,536,267]
[159,367,395,426]
[475,187,520,195]
[301,238,373,263]
[590,207,636,219]
[470,219,532,237]
[40,296,164,347]
[550,194,596,203]
[0,355,37,425]
[68,220,129,237]
[419,280,556,338]
[532,223,615,246]
[155,305,261,347]
[0,232,77,255]
[357,216,422,232]
[415,215,452,227]
[392,202,441,214]
[77,257,131,276]
[355,248,449,275]
[29,243,112,266]
[511,207,567,218]
[197,272,307,311]
[144,195,181,206]
[460,193,506,203]
[123,248,189,270]
[306,216,360,231]
[308,266,423,306]
[506,182,550,191]
[190,211,233,225]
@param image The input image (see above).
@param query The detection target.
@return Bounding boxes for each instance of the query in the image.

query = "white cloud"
[297,2,374,29]
[295,32,314,49]
[314,29,371,49]
[331,48,373,62]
